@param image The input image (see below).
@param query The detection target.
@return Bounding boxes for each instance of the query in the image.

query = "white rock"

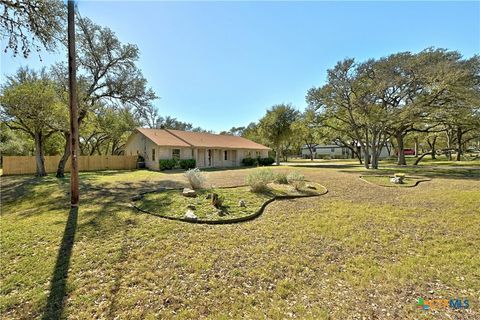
[184,210,197,220]
[182,188,197,197]
[238,199,246,207]
[390,177,403,184]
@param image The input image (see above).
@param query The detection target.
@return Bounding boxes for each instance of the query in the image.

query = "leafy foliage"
[159,159,177,171]
[242,157,274,167]
[274,172,288,184]
[241,157,257,166]
[0,0,65,57]
[179,159,196,170]
[245,168,275,192]
[257,157,275,166]
[258,104,299,165]
[184,168,205,189]
[286,171,305,190]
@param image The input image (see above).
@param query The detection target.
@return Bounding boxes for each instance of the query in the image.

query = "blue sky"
[1,1,479,132]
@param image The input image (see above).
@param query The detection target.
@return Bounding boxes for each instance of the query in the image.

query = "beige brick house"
[125,128,270,170]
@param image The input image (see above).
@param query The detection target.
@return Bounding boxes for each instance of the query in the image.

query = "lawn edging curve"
[359,175,431,188]
[131,184,328,225]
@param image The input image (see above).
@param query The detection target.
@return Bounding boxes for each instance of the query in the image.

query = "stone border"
[359,175,431,188]
[131,183,328,225]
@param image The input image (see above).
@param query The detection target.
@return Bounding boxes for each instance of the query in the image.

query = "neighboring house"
[125,128,270,170]
[301,143,391,159]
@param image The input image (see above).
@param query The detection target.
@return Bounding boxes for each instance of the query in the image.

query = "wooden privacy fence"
[2,155,138,175]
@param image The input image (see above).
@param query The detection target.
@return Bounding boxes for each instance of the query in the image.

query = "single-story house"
[125,128,270,170]
[301,143,390,159]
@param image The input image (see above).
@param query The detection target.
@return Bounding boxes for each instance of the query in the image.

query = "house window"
[224,150,228,160]
[331,148,335,153]
[152,148,155,161]
[172,149,180,160]
[255,151,260,157]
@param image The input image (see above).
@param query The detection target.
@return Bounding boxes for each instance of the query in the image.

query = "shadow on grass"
[43,207,78,320]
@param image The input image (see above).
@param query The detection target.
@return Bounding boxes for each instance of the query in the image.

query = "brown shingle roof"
[136,128,270,150]
[136,128,191,147]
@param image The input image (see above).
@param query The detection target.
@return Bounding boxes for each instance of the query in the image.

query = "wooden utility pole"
[68,0,79,206]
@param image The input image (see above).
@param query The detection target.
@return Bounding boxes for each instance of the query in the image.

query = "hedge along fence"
[2,155,138,175]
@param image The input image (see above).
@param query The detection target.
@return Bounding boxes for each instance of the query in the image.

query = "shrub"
[184,168,205,189]
[245,168,275,192]
[179,159,196,170]
[258,157,275,166]
[275,172,288,184]
[242,157,258,166]
[287,171,305,190]
[159,159,177,171]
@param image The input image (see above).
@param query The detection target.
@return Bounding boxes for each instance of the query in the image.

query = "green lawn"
[1,165,479,319]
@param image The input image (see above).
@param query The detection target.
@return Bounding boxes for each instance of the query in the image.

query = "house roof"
[136,128,191,147]
[135,128,270,150]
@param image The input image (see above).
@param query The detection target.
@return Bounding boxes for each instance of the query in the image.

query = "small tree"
[0,68,66,176]
[291,107,320,160]
[258,104,299,165]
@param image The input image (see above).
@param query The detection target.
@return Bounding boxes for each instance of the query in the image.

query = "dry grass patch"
[1,167,478,319]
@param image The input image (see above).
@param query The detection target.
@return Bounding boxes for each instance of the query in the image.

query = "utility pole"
[68,0,79,206]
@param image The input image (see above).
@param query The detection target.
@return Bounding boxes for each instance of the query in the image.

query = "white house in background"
[125,128,270,170]
[301,143,391,159]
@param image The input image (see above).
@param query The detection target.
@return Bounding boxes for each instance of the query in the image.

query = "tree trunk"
[396,132,406,165]
[427,136,437,160]
[446,130,452,160]
[56,132,71,178]
[414,137,419,157]
[456,127,463,161]
[414,152,430,165]
[275,145,280,165]
[363,148,370,169]
[34,131,47,177]
[371,145,378,169]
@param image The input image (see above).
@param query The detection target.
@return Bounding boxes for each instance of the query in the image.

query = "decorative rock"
[182,188,197,197]
[184,210,197,220]
[390,177,403,184]
[306,185,317,190]
[186,204,196,210]
[238,199,246,207]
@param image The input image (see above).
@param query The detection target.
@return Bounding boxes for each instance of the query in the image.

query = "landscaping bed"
[133,182,326,223]
[360,174,430,187]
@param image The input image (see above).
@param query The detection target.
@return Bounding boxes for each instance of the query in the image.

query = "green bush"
[179,159,196,170]
[159,159,177,171]
[242,157,275,166]
[245,168,275,192]
[258,157,275,166]
[242,157,258,166]
[275,172,288,184]
[287,171,305,190]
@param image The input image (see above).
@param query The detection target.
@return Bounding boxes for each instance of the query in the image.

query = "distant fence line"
[2,156,138,175]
